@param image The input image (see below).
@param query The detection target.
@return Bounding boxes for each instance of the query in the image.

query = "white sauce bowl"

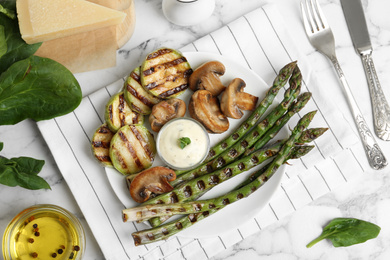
[156,117,210,171]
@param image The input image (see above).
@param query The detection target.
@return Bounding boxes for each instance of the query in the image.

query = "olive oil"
[3,205,85,260]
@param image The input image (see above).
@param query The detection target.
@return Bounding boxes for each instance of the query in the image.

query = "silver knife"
[340,0,390,141]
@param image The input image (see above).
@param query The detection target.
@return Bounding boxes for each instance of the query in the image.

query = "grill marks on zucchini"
[105,92,144,132]
[118,130,143,169]
[141,48,192,99]
[91,124,114,166]
[110,125,156,175]
[124,67,161,115]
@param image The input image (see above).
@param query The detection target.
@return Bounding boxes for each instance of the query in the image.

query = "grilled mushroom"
[189,90,229,133]
[149,99,186,132]
[129,166,176,203]
[220,78,258,119]
[189,61,226,96]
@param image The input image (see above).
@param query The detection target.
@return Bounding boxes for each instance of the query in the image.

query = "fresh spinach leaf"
[0,147,50,190]
[0,3,41,74]
[0,55,82,125]
[0,3,16,19]
[179,137,191,149]
[306,217,381,248]
[0,25,6,58]
[0,1,16,12]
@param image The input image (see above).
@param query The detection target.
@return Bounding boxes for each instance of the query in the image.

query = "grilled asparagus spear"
[141,121,321,227]
[147,126,327,226]
[130,111,317,245]
[123,145,315,223]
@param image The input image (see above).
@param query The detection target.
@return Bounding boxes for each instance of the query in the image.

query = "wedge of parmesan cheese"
[34,2,135,73]
[16,0,126,44]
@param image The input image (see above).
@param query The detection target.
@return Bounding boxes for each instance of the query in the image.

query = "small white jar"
[162,0,216,26]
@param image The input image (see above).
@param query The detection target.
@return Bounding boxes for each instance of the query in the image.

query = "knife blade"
[340,0,390,141]
[340,0,371,53]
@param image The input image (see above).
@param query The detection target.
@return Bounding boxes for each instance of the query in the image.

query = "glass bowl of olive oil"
[2,204,85,260]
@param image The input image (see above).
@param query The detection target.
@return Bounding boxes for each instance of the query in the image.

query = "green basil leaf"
[11,157,45,175]
[0,56,82,125]
[307,217,381,248]
[0,156,19,187]
[0,6,41,75]
[179,137,191,149]
[14,170,51,190]
[0,156,50,190]
[0,142,50,190]
[0,142,3,151]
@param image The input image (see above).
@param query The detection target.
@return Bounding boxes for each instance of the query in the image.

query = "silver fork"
[301,0,387,170]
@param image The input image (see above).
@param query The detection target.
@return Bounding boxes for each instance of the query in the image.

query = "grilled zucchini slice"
[141,47,193,99]
[105,91,144,132]
[124,67,161,115]
[91,123,114,166]
[109,125,156,175]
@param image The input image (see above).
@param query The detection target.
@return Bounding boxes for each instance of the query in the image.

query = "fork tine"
[304,0,317,32]
[309,0,321,30]
[313,0,329,29]
[300,1,313,34]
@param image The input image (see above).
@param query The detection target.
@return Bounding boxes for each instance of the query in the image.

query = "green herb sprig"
[307,217,381,248]
[0,142,50,190]
[178,137,191,149]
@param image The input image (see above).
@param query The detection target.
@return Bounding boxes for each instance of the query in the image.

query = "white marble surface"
[1,0,390,259]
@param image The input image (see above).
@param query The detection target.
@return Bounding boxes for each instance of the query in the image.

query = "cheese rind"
[17,0,126,44]
[87,0,132,11]
[116,1,136,48]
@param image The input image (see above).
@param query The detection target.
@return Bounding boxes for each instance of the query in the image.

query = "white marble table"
[1,0,390,259]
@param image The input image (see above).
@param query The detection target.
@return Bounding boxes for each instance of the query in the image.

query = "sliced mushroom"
[189,61,226,96]
[189,90,229,133]
[129,166,176,203]
[149,98,186,132]
[220,78,259,119]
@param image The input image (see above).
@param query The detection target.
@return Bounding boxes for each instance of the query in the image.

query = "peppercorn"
[73,245,80,251]
[69,252,74,259]
[31,252,38,258]
[57,249,64,254]
[34,231,40,237]
[33,224,38,229]
[28,238,34,243]
[52,253,57,258]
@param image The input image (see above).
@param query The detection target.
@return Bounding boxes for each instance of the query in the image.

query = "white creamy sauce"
[158,119,209,169]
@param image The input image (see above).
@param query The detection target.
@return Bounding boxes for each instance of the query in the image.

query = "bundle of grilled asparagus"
[122,61,328,246]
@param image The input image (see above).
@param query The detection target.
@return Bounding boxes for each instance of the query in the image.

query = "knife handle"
[361,51,390,141]
[330,55,387,170]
